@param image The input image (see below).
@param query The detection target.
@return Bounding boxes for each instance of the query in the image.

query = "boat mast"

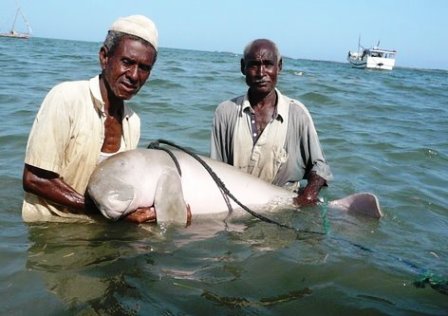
[19,7,32,34]
[357,34,361,54]
[10,1,31,35]
[10,8,20,32]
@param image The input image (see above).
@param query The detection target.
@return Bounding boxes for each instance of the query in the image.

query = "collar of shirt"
[88,75,132,120]
[241,88,289,123]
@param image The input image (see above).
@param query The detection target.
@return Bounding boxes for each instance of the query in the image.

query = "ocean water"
[1,37,447,315]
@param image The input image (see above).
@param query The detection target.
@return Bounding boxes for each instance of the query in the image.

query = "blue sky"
[1,0,447,70]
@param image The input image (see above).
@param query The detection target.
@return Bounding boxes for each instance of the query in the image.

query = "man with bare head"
[211,39,332,207]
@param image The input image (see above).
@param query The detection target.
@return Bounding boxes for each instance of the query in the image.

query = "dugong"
[87,148,382,225]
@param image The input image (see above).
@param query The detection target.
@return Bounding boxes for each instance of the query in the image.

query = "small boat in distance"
[0,6,32,39]
[347,38,397,70]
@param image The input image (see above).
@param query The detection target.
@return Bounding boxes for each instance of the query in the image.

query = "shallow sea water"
[1,37,447,315]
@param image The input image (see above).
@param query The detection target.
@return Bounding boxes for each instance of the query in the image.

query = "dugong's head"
[87,148,188,224]
[87,153,140,221]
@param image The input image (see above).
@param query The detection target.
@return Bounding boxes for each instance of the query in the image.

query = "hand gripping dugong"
[87,148,382,225]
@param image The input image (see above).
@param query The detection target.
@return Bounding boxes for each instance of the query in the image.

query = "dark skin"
[23,36,159,223]
[241,39,326,207]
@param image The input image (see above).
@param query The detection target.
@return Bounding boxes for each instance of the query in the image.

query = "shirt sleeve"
[210,100,235,163]
[305,116,333,183]
[275,101,332,186]
[210,107,224,161]
[24,83,71,174]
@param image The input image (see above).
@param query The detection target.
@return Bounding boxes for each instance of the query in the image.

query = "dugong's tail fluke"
[328,192,383,218]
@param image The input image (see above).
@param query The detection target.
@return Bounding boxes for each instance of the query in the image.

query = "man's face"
[100,37,157,100]
[241,42,281,95]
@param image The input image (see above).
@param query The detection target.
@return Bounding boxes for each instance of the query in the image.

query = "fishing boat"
[0,6,32,39]
[347,38,397,70]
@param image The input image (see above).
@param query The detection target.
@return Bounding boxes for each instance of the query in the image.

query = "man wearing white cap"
[22,15,159,223]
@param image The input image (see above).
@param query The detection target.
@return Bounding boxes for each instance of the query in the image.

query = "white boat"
[347,39,397,70]
[0,6,32,39]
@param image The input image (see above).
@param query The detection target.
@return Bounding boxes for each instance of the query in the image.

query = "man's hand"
[293,172,326,208]
[124,207,156,224]
[293,189,319,207]
[124,204,192,225]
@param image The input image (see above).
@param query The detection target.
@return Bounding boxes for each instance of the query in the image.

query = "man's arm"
[23,164,89,212]
[23,163,159,222]
[291,104,331,207]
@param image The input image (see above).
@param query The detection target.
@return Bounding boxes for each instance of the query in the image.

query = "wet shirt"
[210,89,332,187]
[22,76,140,222]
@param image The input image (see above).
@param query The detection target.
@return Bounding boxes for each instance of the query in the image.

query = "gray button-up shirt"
[211,89,332,187]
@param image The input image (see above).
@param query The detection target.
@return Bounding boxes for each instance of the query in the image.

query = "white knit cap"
[109,15,158,51]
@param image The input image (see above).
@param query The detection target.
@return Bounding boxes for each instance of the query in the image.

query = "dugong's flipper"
[154,168,189,224]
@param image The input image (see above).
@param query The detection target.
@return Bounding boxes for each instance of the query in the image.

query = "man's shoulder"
[216,94,245,112]
[54,78,90,89]
[213,95,245,122]
[218,94,245,106]
[278,94,314,124]
[42,78,95,110]
[284,96,311,115]
[49,78,91,97]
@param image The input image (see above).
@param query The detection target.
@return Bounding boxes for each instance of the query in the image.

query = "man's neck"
[99,75,124,117]
[249,89,277,110]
